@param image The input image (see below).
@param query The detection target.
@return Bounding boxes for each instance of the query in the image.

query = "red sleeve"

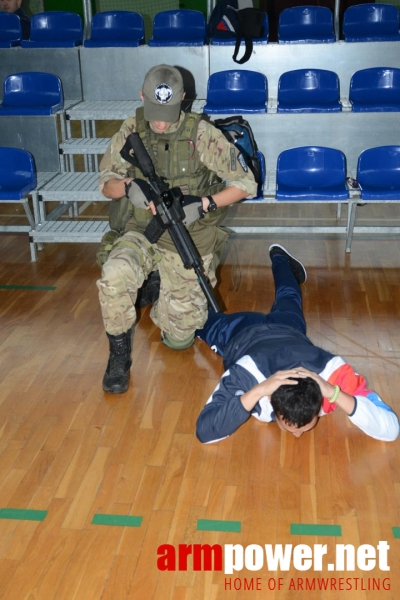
[322,363,372,414]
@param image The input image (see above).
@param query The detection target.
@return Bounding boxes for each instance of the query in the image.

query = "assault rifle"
[120,132,220,313]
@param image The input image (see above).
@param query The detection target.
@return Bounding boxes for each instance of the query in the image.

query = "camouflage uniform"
[97,111,257,343]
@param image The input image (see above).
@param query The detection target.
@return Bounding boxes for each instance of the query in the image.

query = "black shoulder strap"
[232,8,265,64]
[232,27,253,64]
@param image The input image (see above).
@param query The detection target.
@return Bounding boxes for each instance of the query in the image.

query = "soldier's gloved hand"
[125,178,157,209]
[181,195,204,226]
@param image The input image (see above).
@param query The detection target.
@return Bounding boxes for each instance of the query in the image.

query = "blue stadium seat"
[148,10,206,46]
[84,11,145,47]
[278,6,335,43]
[276,146,348,200]
[277,69,341,113]
[343,4,400,42]
[20,11,83,47]
[210,12,269,45]
[357,146,400,199]
[0,12,21,47]
[0,147,37,200]
[0,72,64,116]
[349,67,400,112]
[203,70,267,114]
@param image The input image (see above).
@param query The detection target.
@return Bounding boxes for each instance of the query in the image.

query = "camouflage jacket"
[99,111,257,254]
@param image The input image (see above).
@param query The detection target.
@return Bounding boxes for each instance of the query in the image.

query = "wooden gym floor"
[0,229,400,600]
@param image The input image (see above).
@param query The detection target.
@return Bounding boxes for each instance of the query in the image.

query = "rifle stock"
[120,133,220,313]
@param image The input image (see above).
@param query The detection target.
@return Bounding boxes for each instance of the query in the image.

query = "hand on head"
[295,366,336,400]
[259,368,305,397]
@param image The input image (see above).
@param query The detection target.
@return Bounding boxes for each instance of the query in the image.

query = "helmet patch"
[154,84,173,104]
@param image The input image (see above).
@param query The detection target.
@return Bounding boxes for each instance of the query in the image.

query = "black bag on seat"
[207,0,265,64]
[214,115,262,188]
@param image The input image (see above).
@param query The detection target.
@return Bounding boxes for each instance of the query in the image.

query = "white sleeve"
[348,393,399,442]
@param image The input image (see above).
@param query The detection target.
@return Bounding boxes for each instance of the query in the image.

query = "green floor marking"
[197,519,241,533]
[0,508,48,521]
[290,524,342,537]
[392,527,400,538]
[91,514,143,527]
[0,285,56,291]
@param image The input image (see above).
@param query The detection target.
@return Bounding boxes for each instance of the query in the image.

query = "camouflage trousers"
[97,231,215,341]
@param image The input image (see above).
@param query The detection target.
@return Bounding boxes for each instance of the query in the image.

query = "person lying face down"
[195,244,399,444]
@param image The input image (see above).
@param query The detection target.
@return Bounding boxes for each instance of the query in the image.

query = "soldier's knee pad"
[161,332,195,351]
[102,247,144,283]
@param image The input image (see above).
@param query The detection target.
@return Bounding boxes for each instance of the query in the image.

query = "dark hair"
[270,377,322,428]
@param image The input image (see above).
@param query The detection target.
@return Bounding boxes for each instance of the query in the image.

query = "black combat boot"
[102,328,133,394]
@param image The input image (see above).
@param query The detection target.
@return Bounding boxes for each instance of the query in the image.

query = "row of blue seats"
[204,68,400,113]
[1,68,400,116]
[1,5,400,48]
[276,145,400,201]
[2,145,400,203]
